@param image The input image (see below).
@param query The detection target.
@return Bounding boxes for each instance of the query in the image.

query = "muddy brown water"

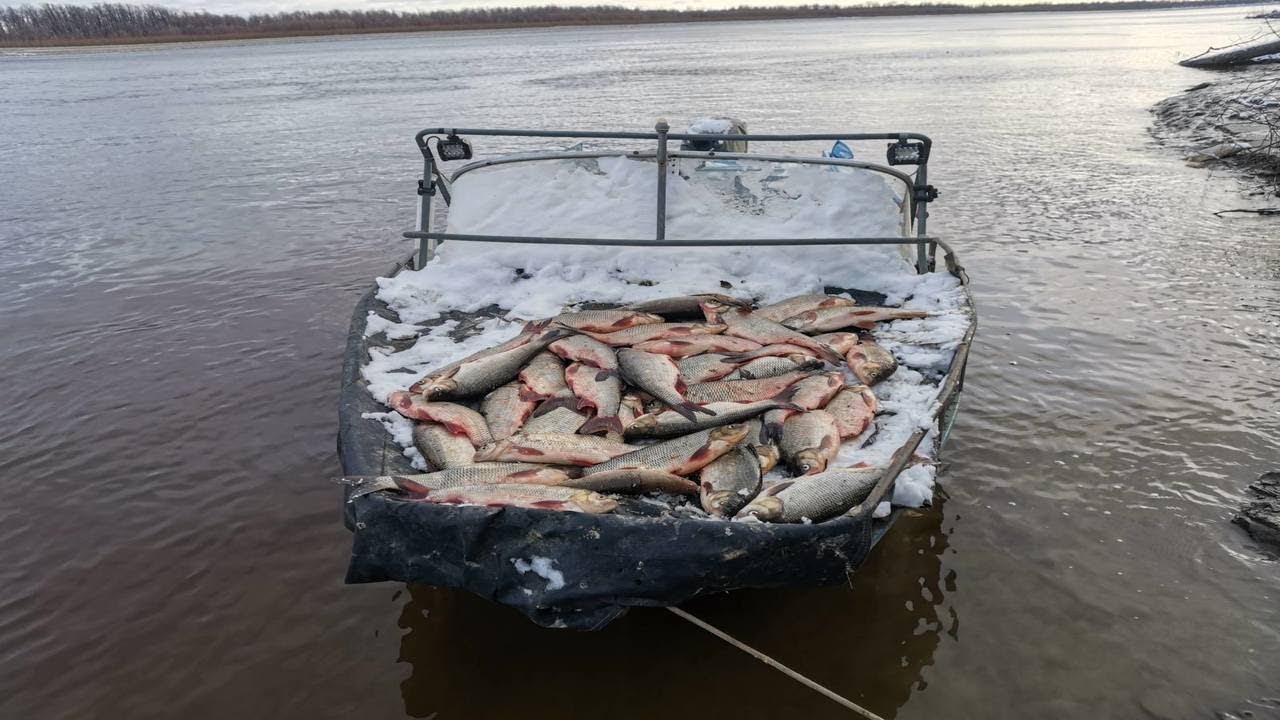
[2,7,1278,719]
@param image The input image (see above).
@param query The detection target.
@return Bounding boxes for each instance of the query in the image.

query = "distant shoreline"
[0,0,1260,50]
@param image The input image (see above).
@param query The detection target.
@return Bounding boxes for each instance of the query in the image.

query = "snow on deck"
[360,154,972,516]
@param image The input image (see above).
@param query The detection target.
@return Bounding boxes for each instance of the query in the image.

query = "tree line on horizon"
[0,0,1258,46]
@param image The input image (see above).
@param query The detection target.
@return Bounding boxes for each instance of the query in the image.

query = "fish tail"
[816,344,845,364]
[530,396,576,417]
[543,325,576,342]
[671,403,698,423]
[524,318,552,333]
[342,475,426,501]
[675,401,717,420]
[580,415,624,437]
[594,368,620,382]
[772,384,801,405]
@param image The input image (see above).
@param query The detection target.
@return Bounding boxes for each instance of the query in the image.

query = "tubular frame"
[411,123,936,270]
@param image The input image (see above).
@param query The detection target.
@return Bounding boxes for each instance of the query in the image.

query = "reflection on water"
[395,501,955,719]
[1,6,1278,719]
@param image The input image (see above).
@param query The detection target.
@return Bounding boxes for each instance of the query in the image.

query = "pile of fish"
[347,293,928,524]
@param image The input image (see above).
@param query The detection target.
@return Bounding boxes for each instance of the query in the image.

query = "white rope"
[666,606,887,720]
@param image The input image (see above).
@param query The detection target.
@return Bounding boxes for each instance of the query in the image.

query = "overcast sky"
[124,0,1106,17]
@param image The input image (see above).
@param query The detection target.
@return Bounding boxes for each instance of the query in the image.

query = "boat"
[338,120,975,630]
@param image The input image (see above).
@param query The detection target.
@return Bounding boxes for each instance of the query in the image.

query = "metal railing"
[407,122,937,272]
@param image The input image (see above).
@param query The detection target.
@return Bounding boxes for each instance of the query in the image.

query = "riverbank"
[0,0,1266,49]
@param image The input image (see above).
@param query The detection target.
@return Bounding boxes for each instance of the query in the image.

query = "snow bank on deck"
[376,156,916,323]
[362,154,970,510]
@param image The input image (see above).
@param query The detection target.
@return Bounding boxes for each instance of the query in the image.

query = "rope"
[665,606,887,720]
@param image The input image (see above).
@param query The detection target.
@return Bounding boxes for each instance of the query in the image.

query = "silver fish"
[617,349,714,422]
[584,424,751,476]
[624,293,753,318]
[735,466,884,523]
[699,445,763,518]
[522,404,591,434]
[411,325,567,400]
[343,464,570,499]
[518,351,573,402]
[825,385,879,439]
[846,337,899,385]
[547,334,619,372]
[685,371,811,404]
[779,410,841,476]
[481,382,539,441]
[754,294,856,322]
[677,353,743,383]
[758,371,844,438]
[782,307,928,334]
[789,371,846,409]
[473,433,637,466]
[413,421,475,469]
[387,392,493,446]
[581,322,726,347]
[728,355,824,380]
[419,483,618,513]
[701,301,844,364]
[623,397,798,439]
[552,309,664,333]
[565,361,624,438]
[632,336,762,359]
[812,332,861,356]
[408,319,551,386]
[564,469,699,495]
[720,343,820,363]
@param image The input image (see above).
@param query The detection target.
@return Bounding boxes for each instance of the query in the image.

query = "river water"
[2,7,1278,718]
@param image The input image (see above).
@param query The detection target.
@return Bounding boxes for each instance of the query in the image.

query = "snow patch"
[364,312,422,341]
[686,117,736,134]
[893,463,937,508]
[512,556,566,591]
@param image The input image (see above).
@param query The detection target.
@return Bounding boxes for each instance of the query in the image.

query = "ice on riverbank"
[1151,69,1280,194]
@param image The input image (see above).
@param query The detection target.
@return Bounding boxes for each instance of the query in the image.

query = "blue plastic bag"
[829,140,854,159]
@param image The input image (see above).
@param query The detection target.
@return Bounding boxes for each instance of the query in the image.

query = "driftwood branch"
[1181,37,1280,68]
[1212,208,1280,216]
